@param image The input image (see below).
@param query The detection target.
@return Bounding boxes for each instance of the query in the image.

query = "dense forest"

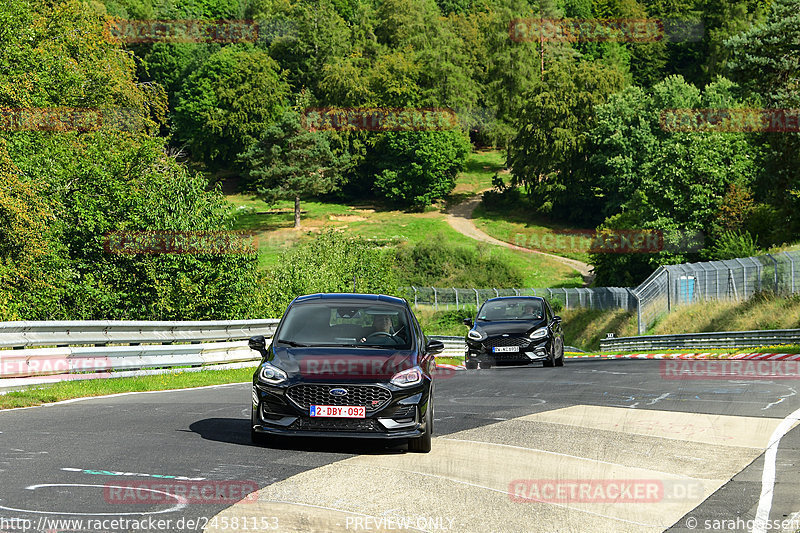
[0,0,797,318]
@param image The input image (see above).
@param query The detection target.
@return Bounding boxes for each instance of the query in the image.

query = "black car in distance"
[463,296,564,369]
[248,293,443,453]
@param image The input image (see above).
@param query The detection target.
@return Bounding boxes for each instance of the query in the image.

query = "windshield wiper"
[276,339,310,347]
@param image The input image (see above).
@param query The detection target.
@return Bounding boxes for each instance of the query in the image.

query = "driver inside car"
[360,314,394,343]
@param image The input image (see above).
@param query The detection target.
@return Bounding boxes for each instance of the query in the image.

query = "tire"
[408,396,433,453]
[478,361,492,369]
[465,359,478,369]
[555,341,565,367]
[543,358,555,367]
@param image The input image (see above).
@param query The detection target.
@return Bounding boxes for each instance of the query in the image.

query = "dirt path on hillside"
[445,192,595,286]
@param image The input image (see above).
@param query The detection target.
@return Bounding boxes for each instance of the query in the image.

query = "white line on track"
[752,406,800,533]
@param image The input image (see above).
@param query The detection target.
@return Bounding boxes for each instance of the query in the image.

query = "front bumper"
[252,380,430,439]
[465,337,550,364]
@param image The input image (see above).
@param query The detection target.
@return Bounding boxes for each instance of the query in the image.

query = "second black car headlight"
[528,327,548,341]
[467,329,487,341]
[258,362,288,385]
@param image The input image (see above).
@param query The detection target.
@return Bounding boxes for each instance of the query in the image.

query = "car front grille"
[288,417,381,432]
[286,384,392,414]
[484,336,530,349]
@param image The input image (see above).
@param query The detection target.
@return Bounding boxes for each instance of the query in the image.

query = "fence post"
[474,288,479,308]
[735,258,747,298]
[666,269,671,311]
[494,288,499,298]
[432,287,437,310]
[786,252,796,294]
[632,290,643,335]
[767,253,778,293]
[453,287,459,310]
[411,286,418,308]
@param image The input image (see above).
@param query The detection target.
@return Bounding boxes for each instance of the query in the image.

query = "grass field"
[226,150,583,288]
[0,367,255,410]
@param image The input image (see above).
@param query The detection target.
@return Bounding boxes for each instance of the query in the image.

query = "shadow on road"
[188,417,406,455]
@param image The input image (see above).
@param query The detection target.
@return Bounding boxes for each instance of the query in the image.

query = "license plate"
[493,346,519,353]
[310,405,365,418]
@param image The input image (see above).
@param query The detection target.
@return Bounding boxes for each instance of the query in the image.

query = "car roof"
[292,293,408,306]
[483,296,545,304]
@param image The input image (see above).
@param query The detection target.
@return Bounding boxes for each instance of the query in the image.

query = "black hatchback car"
[248,293,443,452]
[463,296,564,369]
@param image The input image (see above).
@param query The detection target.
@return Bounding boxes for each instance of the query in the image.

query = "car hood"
[471,319,547,337]
[268,346,418,382]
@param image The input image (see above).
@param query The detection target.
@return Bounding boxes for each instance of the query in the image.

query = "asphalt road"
[0,360,798,533]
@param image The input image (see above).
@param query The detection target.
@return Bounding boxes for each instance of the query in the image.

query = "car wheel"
[478,361,492,369]
[465,359,478,369]
[555,341,565,367]
[408,396,432,453]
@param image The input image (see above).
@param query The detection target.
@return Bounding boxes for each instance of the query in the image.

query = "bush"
[262,230,399,316]
[393,237,524,287]
[365,130,471,208]
[707,230,760,260]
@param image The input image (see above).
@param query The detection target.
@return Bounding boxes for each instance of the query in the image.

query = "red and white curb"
[570,352,800,360]
[433,353,800,370]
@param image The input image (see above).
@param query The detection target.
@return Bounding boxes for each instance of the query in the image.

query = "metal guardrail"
[0,320,279,380]
[0,320,279,348]
[0,322,465,388]
[600,329,800,352]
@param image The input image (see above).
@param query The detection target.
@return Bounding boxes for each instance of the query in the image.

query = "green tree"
[240,110,347,227]
[365,129,471,208]
[725,0,800,239]
[173,46,289,170]
[587,76,762,285]
[507,59,627,223]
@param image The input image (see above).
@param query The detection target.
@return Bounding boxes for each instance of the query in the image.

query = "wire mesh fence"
[402,250,800,335]
[633,250,800,334]
[400,286,636,312]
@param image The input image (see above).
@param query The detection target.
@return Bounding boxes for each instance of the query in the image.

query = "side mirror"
[248,335,266,352]
[462,318,473,327]
[553,315,562,322]
[426,339,445,355]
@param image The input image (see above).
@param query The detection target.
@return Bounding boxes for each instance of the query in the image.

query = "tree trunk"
[294,196,301,228]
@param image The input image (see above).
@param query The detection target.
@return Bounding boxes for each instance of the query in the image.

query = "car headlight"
[390,367,423,387]
[467,329,487,341]
[529,327,548,340]
[258,362,288,385]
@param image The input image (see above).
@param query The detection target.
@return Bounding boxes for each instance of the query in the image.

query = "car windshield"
[477,299,544,321]
[276,302,412,348]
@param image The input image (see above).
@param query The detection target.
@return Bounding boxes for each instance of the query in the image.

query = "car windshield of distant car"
[276,302,412,348]
[477,299,544,321]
